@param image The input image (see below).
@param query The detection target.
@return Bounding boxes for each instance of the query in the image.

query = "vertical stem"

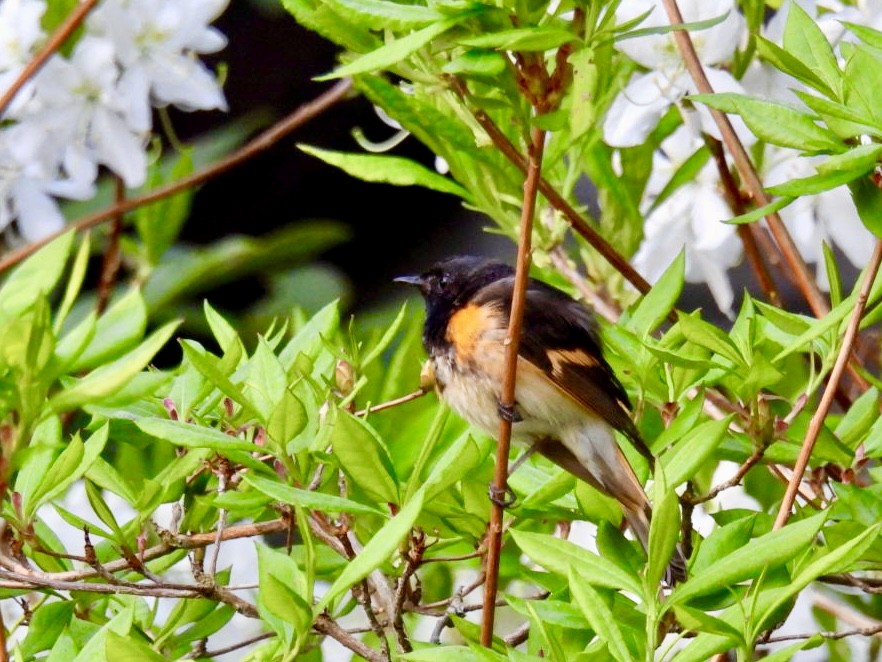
[0,0,99,117]
[773,239,882,530]
[96,177,125,314]
[661,0,830,319]
[481,125,546,647]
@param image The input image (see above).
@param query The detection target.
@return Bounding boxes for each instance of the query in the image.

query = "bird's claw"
[497,400,522,423]
[488,483,517,508]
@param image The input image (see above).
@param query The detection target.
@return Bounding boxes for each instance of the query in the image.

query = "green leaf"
[626,250,684,336]
[648,146,711,215]
[245,336,288,421]
[71,605,134,662]
[29,425,109,517]
[756,36,835,98]
[323,0,443,30]
[755,522,881,633]
[204,300,240,352]
[267,390,308,450]
[678,313,745,367]
[673,604,743,643]
[843,21,882,49]
[135,419,260,453]
[510,529,642,594]
[135,149,195,264]
[85,480,123,540]
[298,145,470,200]
[330,409,399,504]
[647,465,680,588]
[660,417,732,487]
[843,45,882,132]
[53,232,91,334]
[50,321,179,412]
[773,292,857,361]
[143,223,349,313]
[69,288,147,371]
[104,631,167,662]
[616,11,731,43]
[690,93,842,153]
[256,543,311,643]
[242,473,383,515]
[669,512,827,605]
[317,16,468,80]
[822,242,843,308]
[766,167,865,197]
[315,490,423,613]
[442,49,507,77]
[361,302,408,368]
[19,602,75,657]
[0,232,73,322]
[848,175,882,238]
[458,27,577,52]
[817,143,882,176]
[180,340,260,419]
[568,569,631,660]
[783,3,841,97]
[726,195,795,225]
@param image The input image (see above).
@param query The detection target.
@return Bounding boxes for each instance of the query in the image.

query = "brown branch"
[773,240,882,529]
[200,632,275,658]
[481,124,546,647]
[0,0,99,117]
[704,137,782,307]
[0,598,6,662]
[314,613,386,662]
[96,177,126,314]
[684,446,766,505]
[354,389,427,417]
[661,0,829,318]
[446,75,655,298]
[0,78,354,273]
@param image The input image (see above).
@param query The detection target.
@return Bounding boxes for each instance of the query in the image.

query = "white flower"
[604,0,748,147]
[31,37,148,187]
[88,0,229,132]
[0,0,46,116]
[763,146,874,289]
[0,124,93,242]
[634,127,741,313]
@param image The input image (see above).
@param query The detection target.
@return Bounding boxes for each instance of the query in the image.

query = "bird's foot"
[497,400,522,423]
[488,483,517,508]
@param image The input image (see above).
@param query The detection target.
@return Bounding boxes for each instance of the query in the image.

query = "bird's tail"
[547,422,689,585]
[622,505,688,586]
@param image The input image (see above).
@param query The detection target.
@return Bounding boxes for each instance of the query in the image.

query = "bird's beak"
[394,275,424,288]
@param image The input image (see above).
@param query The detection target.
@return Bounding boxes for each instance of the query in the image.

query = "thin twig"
[505,621,531,647]
[684,447,766,505]
[96,177,126,314]
[0,0,99,116]
[0,79,354,273]
[314,613,385,662]
[208,462,231,578]
[662,0,829,318]
[199,632,275,658]
[481,124,546,647]
[774,239,882,530]
[354,389,427,417]
[446,75,657,299]
[765,623,882,643]
[704,137,782,307]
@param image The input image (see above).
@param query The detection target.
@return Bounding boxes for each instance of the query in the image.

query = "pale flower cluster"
[607,0,878,313]
[0,0,229,242]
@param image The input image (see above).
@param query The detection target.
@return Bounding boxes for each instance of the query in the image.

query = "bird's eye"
[438,273,451,289]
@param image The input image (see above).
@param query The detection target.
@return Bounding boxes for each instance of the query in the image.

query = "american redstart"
[397,255,687,584]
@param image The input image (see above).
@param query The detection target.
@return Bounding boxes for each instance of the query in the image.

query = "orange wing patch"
[446,304,499,363]
[547,348,600,373]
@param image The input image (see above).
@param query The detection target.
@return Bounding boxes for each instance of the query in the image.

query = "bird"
[396,255,686,583]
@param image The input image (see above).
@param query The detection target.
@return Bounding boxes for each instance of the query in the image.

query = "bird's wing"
[475,276,653,464]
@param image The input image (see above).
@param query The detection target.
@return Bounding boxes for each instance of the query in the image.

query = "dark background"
[172,0,510,314]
